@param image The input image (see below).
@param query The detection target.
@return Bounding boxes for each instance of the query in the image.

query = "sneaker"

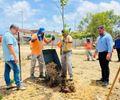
[102,82,109,87]
[39,72,46,78]
[96,58,99,60]
[17,85,26,90]
[6,84,14,90]
[96,79,103,84]
[30,75,35,79]
[69,76,73,81]
[39,74,46,78]
[87,58,90,61]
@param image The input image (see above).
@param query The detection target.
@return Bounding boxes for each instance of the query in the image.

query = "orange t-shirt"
[84,42,93,50]
[30,34,48,55]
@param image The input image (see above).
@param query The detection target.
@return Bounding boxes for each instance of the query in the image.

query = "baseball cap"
[37,28,45,34]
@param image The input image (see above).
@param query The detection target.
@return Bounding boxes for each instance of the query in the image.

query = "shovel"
[106,66,120,100]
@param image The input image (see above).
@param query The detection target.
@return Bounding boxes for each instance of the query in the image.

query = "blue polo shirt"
[96,33,113,53]
[2,32,19,61]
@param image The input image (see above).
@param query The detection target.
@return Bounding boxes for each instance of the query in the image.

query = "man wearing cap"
[30,28,55,78]
[61,30,73,81]
[93,26,113,86]
[2,25,25,90]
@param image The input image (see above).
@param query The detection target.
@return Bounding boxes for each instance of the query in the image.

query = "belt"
[63,50,72,54]
[99,51,108,53]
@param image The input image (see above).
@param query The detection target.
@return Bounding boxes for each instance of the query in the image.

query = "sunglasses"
[97,27,104,29]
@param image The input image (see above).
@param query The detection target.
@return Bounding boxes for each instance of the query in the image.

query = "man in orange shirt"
[30,28,55,78]
[84,38,94,61]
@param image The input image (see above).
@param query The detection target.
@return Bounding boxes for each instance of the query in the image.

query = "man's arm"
[106,35,113,61]
[44,35,55,44]
[31,34,38,42]
[107,35,113,53]
[93,50,98,58]
[5,35,18,63]
[44,38,52,44]
[8,44,18,63]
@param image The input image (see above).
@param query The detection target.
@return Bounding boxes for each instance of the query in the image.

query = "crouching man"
[61,30,73,81]
[30,28,55,79]
[2,25,25,90]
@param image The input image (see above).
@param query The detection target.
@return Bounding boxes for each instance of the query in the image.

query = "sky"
[0,0,120,34]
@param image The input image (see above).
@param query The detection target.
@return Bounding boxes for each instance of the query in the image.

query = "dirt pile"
[24,62,76,94]
[46,62,76,93]
[60,80,76,93]
[46,62,61,87]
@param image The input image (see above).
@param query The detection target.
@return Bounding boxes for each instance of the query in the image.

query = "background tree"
[78,13,92,32]
[87,11,120,38]
[77,11,120,39]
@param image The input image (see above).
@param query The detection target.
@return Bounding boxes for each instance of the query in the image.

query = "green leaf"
[60,0,69,6]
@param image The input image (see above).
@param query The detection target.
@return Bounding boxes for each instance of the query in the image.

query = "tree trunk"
[62,6,65,30]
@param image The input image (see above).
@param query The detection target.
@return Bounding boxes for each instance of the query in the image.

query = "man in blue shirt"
[114,35,120,62]
[2,25,25,90]
[94,26,113,87]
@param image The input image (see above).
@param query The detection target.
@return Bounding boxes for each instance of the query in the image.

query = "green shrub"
[0,94,3,100]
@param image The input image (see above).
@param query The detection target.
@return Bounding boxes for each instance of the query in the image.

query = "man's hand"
[93,52,97,58]
[51,35,55,41]
[14,56,19,64]
[106,53,111,61]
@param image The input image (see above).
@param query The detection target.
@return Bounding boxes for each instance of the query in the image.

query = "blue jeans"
[4,60,21,87]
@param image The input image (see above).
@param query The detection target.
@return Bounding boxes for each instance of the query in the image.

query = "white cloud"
[99,1,120,15]
[65,12,77,22]
[33,18,47,28]
[76,0,120,16]
[76,1,98,16]
[53,15,62,24]
[4,1,37,21]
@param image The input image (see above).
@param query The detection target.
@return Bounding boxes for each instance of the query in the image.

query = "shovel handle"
[106,66,120,100]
